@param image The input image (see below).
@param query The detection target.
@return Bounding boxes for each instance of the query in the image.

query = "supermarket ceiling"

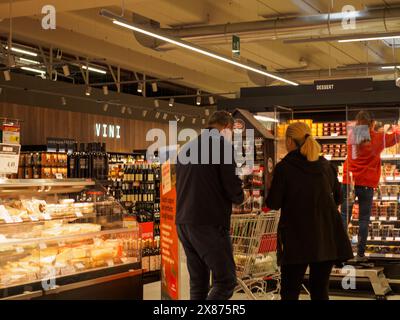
[1,0,400,94]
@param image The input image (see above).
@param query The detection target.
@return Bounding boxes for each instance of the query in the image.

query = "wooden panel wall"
[0,103,170,153]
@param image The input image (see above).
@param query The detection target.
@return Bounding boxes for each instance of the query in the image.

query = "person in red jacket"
[342,111,400,262]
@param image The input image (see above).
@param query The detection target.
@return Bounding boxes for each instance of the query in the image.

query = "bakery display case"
[0,179,142,300]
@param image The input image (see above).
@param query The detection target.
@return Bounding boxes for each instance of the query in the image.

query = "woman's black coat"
[266,150,353,265]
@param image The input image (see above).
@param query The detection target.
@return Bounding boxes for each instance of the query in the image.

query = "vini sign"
[95,123,121,139]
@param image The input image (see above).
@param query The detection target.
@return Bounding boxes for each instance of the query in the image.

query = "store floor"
[144,281,400,300]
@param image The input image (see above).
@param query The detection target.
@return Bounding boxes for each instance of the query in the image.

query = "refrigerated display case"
[0,179,142,300]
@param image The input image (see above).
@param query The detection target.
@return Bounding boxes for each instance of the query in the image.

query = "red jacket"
[343,129,400,188]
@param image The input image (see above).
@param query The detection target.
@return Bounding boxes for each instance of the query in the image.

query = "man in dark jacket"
[176,111,245,300]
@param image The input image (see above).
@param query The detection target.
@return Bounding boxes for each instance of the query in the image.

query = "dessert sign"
[0,143,20,174]
[160,162,180,300]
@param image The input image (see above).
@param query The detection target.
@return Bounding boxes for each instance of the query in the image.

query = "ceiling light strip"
[339,35,400,43]
[100,10,298,86]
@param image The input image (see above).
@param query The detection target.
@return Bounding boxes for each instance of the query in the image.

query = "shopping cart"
[230,211,281,300]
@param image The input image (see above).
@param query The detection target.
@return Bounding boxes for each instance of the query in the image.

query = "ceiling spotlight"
[103,103,108,112]
[192,118,196,124]
[102,85,109,95]
[163,113,168,120]
[174,115,180,122]
[62,65,70,76]
[85,86,92,96]
[196,90,201,106]
[205,109,210,116]
[151,82,158,92]
[8,55,15,68]
[142,110,148,117]
[154,99,160,108]
[169,97,174,107]
[128,107,132,115]
[181,115,186,122]
[121,106,126,114]
[202,119,206,125]
[137,82,143,93]
[3,70,11,81]
[209,96,215,105]
[61,97,67,105]
[155,112,160,119]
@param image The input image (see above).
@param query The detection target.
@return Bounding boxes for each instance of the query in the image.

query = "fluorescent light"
[169,97,174,107]
[128,107,132,115]
[155,112,160,119]
[62,65,70,76]
[209,96,215,105]
[154,99,160,108]
[152,82,158,92]
[19,57,40,65]
[121,106,126,114]
[205,109,210,116]
[381,66,400,70]
[202,119,206,125]
[5,46,37,57]
[103,103,109,112]
[163,113,168,120]
[104,14,298,86]
[339,35,400,43]
[102,85,109,95]
[174,115,180,122]
[21,67,46,74]
[192,118,196,124]
[181,115,186,122]
[254,115,279,123]
[82,65,107,74]
[142,110,148,117]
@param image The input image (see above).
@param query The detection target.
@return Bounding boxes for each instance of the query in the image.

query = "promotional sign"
[140,221,154,241]
[160,162,179,300]
[2,124,20,144]
[0,144,21,174]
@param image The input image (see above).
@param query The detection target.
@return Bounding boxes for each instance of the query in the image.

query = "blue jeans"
[341,184,374,257]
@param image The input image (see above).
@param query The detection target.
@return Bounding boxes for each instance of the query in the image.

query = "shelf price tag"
[374,236,382,241]
[386,254,394,258]
[396,237,400,241]
[367,236,372,241]
[75,263,85,270]
[15,247,24,254]
[379,217,387,221]
[43,213,52,220]
[29,215,39,222]
[39,242,47,250]
[106,259,114,267]
[75,211,83,218]
[390,217,398,221]
[12,216,23,223]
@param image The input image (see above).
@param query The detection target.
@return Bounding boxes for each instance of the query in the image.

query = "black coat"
[176,130,244,229]
[266,150,353,265]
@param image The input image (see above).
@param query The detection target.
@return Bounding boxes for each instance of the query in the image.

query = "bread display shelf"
[0,179,94,196]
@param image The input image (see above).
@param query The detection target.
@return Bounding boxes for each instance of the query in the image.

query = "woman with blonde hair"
[266,122,353,300]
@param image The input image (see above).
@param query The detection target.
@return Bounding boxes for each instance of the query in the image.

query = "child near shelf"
[342,111,400,262]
